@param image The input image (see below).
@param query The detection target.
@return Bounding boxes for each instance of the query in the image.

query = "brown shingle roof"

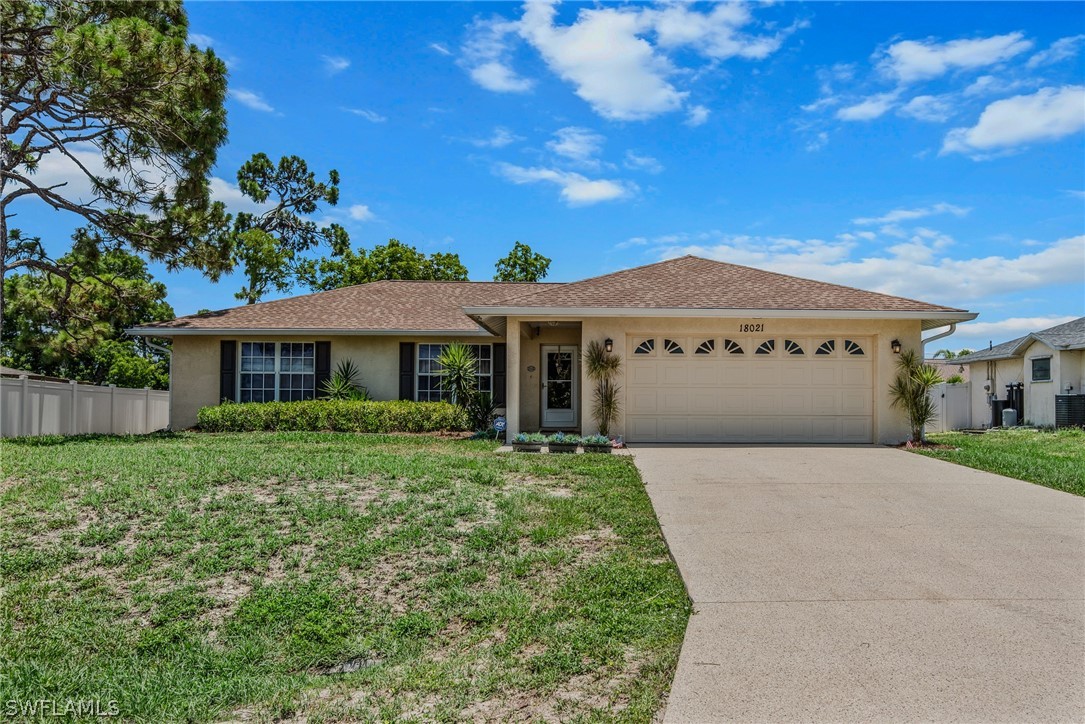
[134,281,557,333]
[484,256,965,312]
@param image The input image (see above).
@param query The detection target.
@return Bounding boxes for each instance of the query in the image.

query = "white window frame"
[416,343,493,402]
[237,342,317,403]
[1031,356,1052,383]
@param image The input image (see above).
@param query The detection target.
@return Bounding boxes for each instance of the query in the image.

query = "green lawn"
[1,433,690,722]
[915,428,1085,497]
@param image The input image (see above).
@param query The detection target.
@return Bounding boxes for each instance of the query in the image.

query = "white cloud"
[461,1,789,122]
[836,92,899,121]
[517,2,685,121]
[685,104,711,126]
[343,108,387,123]
[1026,34,1084,69]
[624,151,663,174]
[898,94,954,123]
[209,177,273,215]
[961,74,1034,98]
[942,85,1085,156]
[229,88,275,113]
[653,233,1084,304]
[877,32,1033,83]
[955,315,1079,340]
[429,42,453,56]
[15,143,170,207]
[494,162,634,206]
[547,127,605,163]
[321,55,351,74]
[468,126,522,148]
[470,61,535,93]
[348,204,375,221]
[460,16,534,93]
[853,203,970,225]
[189,33,214,49]
[805,131,829,152]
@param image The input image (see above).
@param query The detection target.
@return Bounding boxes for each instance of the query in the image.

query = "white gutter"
[921,322,957,350]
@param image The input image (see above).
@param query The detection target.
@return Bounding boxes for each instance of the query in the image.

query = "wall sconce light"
[604,338,613,353]
[890,339,902,354]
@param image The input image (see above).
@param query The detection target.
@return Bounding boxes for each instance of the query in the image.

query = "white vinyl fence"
[1,376,169,438]
[927,382,972,434]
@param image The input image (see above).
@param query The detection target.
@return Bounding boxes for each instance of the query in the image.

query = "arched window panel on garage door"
[844,339,866,356]
[722,338,744,355]
[633,338,656,355]
[784,339,805,356]
[755,339,775,355]
[695,339,715,355]
[816,339,836,356]
[664,339,685,355]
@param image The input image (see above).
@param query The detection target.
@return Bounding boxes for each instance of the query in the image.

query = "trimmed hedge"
[196,400,470,434]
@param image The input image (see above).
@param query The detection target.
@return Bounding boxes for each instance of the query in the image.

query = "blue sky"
[19,1,1085,352]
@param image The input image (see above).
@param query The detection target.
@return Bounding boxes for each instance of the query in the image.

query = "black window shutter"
[492,343,507,406]
[399,342,415,400]
[220,340,237,403]
[315,341,331,398]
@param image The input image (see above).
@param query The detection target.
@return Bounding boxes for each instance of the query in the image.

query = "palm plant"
[583,339,622,437]
[321,359,369,400]
[436,343,477,407]
[888,348,943,443]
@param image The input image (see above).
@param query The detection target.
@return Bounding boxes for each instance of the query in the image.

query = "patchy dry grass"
[1,432,689,722]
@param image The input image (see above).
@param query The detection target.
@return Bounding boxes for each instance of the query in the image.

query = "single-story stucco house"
[955,316,1085,428]
[128,256,977,444]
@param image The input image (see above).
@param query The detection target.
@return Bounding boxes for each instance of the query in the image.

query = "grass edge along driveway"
[1,432,691,722]
[915,428,1085,497]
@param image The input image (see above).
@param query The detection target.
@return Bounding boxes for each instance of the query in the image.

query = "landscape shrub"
[196,399,469,433]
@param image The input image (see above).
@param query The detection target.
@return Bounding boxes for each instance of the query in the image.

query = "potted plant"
[512,432,547,452]
[547,431,581,453]
[582,434,613,453]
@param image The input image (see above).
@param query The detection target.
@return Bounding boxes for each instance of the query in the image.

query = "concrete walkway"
[633,445,1085,722]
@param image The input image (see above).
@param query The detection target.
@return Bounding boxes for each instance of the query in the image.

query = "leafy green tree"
[229,154,348,304]
[932,348,973,360]
[1,0,232,323]
[494,241,551,282]
[2,246,173,388]
[300,239,468,291]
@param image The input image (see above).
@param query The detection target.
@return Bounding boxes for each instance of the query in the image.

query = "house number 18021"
[739,323,764,333]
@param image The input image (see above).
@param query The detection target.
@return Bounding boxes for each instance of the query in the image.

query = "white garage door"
[625,335,873,443]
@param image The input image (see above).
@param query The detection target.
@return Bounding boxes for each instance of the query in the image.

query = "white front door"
[541,345,578,428]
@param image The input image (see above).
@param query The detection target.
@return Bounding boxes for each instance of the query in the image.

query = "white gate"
[927,382,972,433]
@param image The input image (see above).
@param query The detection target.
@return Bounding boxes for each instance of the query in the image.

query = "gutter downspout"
[921,322,957,353]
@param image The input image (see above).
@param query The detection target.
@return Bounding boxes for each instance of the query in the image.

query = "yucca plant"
[321,359,369,400]
[437,343,478,407]
[888,348,943,443]
[583,339,622,437]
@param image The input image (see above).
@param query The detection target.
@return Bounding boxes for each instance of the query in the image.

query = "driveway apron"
[633,445,1085,722]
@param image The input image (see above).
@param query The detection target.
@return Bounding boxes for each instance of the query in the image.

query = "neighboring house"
[128,256,975,444]
[925,358,970,383]
[955,317,1085,428]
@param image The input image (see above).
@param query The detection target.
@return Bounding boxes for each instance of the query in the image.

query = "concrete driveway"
[633,445,1085,722]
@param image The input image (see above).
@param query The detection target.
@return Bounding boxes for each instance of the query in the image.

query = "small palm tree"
[436,343,477,406]
[889,348,943,443]
[583,340,622,437]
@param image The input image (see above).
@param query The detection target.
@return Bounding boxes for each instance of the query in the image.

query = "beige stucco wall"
[502,315,921,444]
[963,345,1085,428]
[966,357,1024,429]
[168,333,503,429]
